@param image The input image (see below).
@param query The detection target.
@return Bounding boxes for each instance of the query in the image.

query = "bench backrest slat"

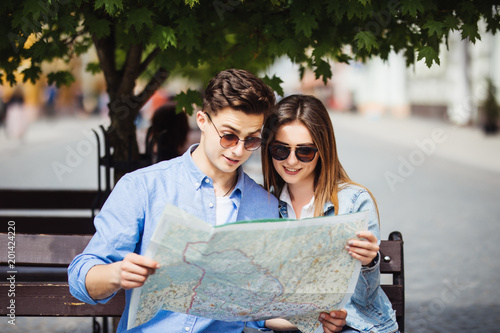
[0,283,124,317]
[0,190,99,209]
[4,217,96,235]
[0,234,92,265]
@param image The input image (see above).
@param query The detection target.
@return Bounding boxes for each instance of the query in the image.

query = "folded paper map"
[128,204,368,333]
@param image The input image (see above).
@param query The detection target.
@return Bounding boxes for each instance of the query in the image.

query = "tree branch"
[92,29,117,94]
[134,67,170,111]
[138,47,161,75]
[119,44,143,96]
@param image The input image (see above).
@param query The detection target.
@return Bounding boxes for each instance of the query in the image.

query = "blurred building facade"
[267,24,500,128]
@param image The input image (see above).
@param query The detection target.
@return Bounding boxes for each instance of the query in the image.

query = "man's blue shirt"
[68,145,278,332]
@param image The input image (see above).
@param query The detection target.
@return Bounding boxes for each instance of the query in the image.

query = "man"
[68,69,346,333]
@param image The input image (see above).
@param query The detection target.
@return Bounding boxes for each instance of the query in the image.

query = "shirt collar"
[228,167,244,199]
[279,184,293,207]
[279,184,315,219]
[182,144,209,190]
[182,144,244,198]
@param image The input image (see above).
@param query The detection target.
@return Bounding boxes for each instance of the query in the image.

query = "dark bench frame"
[380,231,405,332]
[0,230,404,332]
[0,189,102,235]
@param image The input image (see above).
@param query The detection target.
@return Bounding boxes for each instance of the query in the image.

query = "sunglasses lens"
[220,134,239,148]
[296,147,317,162]
[244,137,262,150]
[269,145,290,160]
[270,145,318,162]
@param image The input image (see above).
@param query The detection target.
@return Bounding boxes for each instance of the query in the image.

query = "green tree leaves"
[151,26,177,50]
[174,89,203,114]
[354,31,379,53]
[94,0,124,15]
[423,20,446,38]
[417,46,440,68]
[47,71,76,87]
[2,0,498,89]
[262,75,284,97]
[401,0,425,18]
[85,16,111,39]
[125,7,154,33]
[294,12,318,38]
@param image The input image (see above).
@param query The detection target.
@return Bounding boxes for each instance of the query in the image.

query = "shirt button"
[185,327,190,332]
[208,203,214,208]
[204,179,210,183]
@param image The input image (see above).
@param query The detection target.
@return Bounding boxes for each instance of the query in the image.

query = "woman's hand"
[318,309,347,333]
[346,231,379,266]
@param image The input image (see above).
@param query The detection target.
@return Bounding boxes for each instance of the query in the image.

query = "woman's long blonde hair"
[261,94,379,218]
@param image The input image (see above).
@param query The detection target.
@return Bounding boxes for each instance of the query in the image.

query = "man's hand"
[346,231,379,266]
[86,253,160,300]
[319,309,347,333]
[120,253,160,289]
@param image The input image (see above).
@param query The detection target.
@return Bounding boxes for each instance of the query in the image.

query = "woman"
[261,95,398,333]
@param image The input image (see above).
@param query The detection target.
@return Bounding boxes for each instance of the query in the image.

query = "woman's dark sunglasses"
[269,144,318,162]
[205,112,262,151]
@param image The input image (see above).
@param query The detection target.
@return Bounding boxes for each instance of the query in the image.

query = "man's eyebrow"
[221,124,262,136]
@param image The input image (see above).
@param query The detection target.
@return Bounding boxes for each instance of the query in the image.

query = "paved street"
[1,112,500,332]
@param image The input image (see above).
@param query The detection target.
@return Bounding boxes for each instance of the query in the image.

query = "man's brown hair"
[203,69,275,118]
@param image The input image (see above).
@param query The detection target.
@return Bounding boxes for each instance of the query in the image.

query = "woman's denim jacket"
[278,185,399,333]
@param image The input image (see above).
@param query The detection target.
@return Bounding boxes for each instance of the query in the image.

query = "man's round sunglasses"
[205,112,262,151]
[269,144,319,163]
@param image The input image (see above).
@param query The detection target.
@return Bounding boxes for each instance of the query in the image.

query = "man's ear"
[196,111,207,132]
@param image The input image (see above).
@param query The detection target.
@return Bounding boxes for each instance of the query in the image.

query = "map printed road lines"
[128,205,368,333]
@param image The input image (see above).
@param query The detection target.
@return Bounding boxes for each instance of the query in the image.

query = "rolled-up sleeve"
[68,174,145,304]
[350,190,381,306]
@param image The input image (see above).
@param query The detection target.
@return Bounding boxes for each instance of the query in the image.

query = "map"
[128,205,368,333]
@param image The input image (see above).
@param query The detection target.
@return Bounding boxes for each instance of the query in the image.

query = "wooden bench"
[0,189,114,332]
[0,233,125,332]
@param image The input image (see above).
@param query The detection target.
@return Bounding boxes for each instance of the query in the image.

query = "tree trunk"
[92,26,169,184]
[107,92,141,182]
[105,68,170,183]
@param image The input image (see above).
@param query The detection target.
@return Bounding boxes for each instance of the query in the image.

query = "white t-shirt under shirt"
[280,184,315,220]
[215,196,234,225]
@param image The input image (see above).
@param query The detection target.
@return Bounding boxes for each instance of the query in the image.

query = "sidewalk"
[0,115,108,189]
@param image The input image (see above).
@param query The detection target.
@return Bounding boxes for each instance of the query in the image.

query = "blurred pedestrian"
[44,84,57,117]
[4,87,29,140]
[146,102,190,163]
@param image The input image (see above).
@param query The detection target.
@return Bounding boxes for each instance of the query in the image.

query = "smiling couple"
[68,69,398,333]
